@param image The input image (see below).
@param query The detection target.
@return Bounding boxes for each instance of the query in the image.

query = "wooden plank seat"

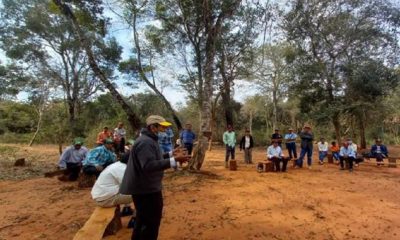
[73,206,122,240]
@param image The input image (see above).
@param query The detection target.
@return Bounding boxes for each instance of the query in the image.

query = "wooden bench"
[73,206,122,240]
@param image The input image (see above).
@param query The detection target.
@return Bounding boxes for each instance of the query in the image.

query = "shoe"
[127,216,136,228]
[319,161,324,165]
[257,167,263,173]
[354,163,359,167]
[308,166,312,170]
[121,206,134,217]
[349,168,353,173]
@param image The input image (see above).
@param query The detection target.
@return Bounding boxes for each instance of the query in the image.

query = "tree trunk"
[272,87,278,130]
[249,111,253,133]
[53,0,141,131]
[359,109,367,149]
[29,109,43,147]
[332,114,341,146]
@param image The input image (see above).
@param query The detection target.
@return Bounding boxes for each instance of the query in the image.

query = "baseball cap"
[73,137,84,145]
[146,115,172,127]
[104,138,114,144]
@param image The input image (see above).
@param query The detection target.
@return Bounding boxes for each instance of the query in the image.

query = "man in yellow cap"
[120,115,190,240]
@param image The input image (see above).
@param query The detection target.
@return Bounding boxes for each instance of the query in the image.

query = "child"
[330,141,340,164]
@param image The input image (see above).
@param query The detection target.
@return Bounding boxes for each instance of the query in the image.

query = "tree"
[284,0,400,143]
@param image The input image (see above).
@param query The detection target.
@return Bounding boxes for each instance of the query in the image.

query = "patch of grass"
[0,145,18,155]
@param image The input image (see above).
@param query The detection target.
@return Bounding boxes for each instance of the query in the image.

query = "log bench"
[257,160,274,172]
[73,206,122,240]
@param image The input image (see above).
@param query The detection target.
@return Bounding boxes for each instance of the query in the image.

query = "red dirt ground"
[1,144,400,240]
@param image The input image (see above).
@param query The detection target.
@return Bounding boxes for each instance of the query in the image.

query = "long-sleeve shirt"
[318,142,328,152]
[223,131,236,147]
[371,144,388,156]
[299,131,314,149]
[82,145,116,167]
[284,133,297,142]
[58,146,88,168]
[113,127,126,140]
[339,146,356,158]
[267,145,284,158]
[180,130,196,144]
[91,161,127,201]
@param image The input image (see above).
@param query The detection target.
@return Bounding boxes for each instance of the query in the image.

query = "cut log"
[77,173,96,188]
[327,154,333,164]
[14,158,25,167]
[229,160,237,171]
[44,169,66,178]
[73,206,121,240]
[258,161,274,172]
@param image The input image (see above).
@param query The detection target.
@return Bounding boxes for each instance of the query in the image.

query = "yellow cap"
[146,115,172,127]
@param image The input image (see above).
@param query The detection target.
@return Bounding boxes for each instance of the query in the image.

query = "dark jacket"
[239,135,254,150]
[120,128,171,195]
[299,131,314,149]
[370,144,388,157]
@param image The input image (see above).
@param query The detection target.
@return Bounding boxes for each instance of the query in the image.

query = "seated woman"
[370,139,388,166]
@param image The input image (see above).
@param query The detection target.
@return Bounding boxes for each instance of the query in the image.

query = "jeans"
[225,145,235,162]
[244,148,252,164]
[131,191,163,240]
[332,152,340,160]
[285,142,297,159]
[184,143,193,155]
[296,147,313,167]
[160,144,172,154]
[319,151,328,161]
[340,156,355,169]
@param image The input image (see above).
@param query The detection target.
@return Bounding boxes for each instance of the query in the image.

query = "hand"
[175,155,191,164]
[95,165,104,171]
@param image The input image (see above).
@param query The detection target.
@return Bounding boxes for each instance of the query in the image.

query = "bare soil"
[1,144,400,240]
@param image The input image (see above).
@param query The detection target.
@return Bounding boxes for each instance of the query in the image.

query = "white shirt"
[318,142,328,152]
[245,136,250,148]
[349,143,358,153]
[267,145,284,158]
[114,127,126,139]
[91,161,127,201]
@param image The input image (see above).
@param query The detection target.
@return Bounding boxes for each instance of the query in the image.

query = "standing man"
[284,128,297,159]
[82,138,116,177]
[158,126,174,153]
[370,138,389,166]
[267,141,289,172]
[239,129,254,164]
[58,138,88,181]
[317,137,328,165]
[114,122,127,154]
[223,125,236,168]
[271,129,283,147]
[339,141,356,172]
[295,124,314,169]
[96,126,113,146]
[120,115,190,240]
[180,123,196,155]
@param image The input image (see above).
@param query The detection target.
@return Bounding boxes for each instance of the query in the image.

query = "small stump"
[14,158,25,167]
[388,158,397,168]
[258,161,274,172]
[77,173,96,188]
[327,154,333,164]
[229,160,237,171]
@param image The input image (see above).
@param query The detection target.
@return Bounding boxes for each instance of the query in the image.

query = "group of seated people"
[258,137,389,173]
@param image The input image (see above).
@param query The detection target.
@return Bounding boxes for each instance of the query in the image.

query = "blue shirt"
[267,145,284,158]
[339,146,356,158]
[58,145,88,168]
[284,133,297,142]
[82,145,116,167]
[158,128,174,146]
[180,130,196,144]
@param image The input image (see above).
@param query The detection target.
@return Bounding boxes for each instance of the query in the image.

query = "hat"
[146,115,172,127]
[376,138,382,142]
[304,124,311,129]
[288,128,293,131]
[274,129,279,131]
[73,138,84,145]
[104,138,114,144]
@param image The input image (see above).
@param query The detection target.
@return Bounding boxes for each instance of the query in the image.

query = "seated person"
[317,137,328,165]
[91,157,132,208]
[370,138,388,166]
[339,142,356,172]
[330,141,340,164]
[267,141,289,172]
[58,138,88,181]
[82,138,116,177]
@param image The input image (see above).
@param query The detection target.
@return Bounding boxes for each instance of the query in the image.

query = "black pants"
[225,145,235,162]
[82,162,112,178]
[340,156,355,169]
[270,157,289,172]
[184,143,193,155]
[65,162,81,181]
[131,191,163,240]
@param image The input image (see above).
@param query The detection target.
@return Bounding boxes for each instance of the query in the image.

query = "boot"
[121,206,134,217]
[127,216,136,228]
